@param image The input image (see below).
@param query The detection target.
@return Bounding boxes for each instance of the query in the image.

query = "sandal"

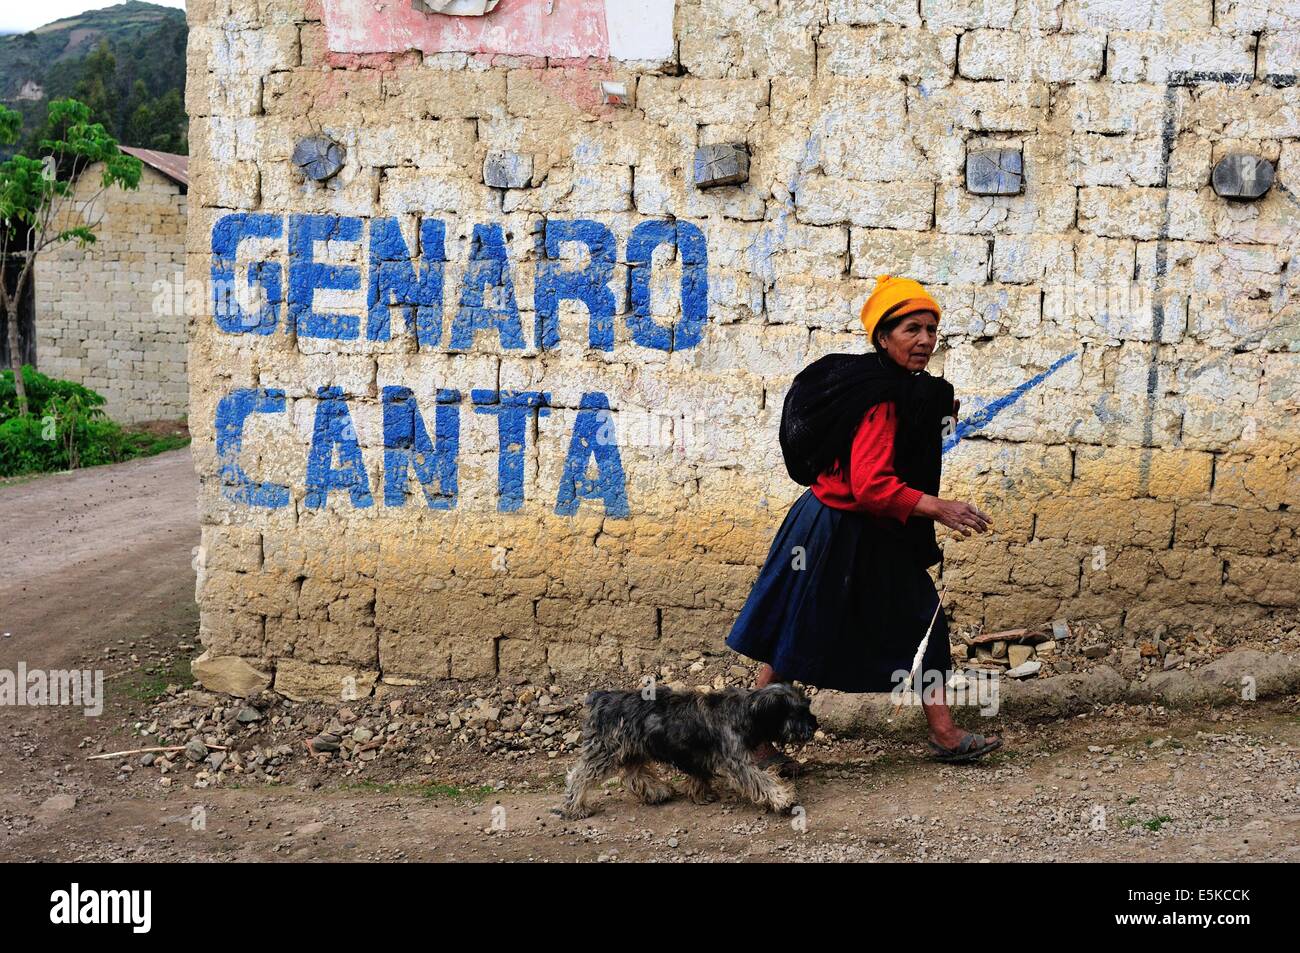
[928,732,1002,764]
[756,749,809,778]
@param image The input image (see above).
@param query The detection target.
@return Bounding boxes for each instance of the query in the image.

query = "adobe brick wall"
[185,0,1300,701]
[35,164,189,423]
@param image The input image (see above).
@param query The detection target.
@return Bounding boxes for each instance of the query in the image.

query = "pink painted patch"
[322,0,611,59]
[528,60,622,115]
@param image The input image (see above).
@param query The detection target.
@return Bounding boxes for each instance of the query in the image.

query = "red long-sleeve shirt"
[810,401,924,524]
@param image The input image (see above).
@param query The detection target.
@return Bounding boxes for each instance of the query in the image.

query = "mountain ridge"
[0,2,187,154]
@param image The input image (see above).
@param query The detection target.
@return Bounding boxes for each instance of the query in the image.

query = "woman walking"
[726,275,1001,776]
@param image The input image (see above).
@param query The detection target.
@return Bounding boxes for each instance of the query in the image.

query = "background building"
[36,147,189,423]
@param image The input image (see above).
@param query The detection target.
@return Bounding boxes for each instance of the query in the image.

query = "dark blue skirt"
[726,489,951,694]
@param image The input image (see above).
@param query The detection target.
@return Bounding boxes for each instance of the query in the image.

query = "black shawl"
[779,350,953,568]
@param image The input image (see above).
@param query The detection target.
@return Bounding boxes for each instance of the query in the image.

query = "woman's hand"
[914,494,992,536]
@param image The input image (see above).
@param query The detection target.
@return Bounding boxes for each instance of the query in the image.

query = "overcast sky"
[1,1,186,35]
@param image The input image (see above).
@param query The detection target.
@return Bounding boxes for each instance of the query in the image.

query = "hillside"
[0,2,187,155]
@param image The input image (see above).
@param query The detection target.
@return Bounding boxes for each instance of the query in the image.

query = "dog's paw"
[624,768,675,805]
[638,783,675,805]
[685,778,716,804]
[767,785,797,815]
[555,805,594,821]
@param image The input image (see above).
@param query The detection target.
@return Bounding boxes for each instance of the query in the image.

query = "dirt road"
[0,448,199,668]
[1,452,1298,862]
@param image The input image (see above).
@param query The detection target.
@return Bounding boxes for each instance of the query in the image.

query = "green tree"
[123,79,153,147]
[23,41,121,155]
[123,85,186,153]
[145,89,187,153]
[0,99,141,416]
[74,41,119,136]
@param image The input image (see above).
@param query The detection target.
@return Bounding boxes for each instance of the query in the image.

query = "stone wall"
[36,164,189,423]
[186,0,1300,701]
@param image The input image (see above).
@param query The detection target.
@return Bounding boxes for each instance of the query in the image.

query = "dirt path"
[0,448,199,668]
[1,452,1298,862]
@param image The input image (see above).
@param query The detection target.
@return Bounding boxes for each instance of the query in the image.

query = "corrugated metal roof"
[120,147,189,188]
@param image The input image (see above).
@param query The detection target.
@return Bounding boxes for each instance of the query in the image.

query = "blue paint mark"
[305,386,373,509]
[211,213,283,334]
[368,217,446,346]
[214,387,290,508]
[382,386,460,508]
[289,214,363,340]
[472,389,549,512]
[534,219,618,351]
[943,352,1078,454]
[627,220,709,351]
[213,215,713,354]
[450,223,525,351]
[987,289,1007,325]
[555,392,629,518]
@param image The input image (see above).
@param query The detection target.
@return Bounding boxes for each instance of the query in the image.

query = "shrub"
[0,364,106,422]
[0,366,186,477]
[0,414,61,474]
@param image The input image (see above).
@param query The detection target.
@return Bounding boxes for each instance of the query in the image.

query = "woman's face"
[878,310,939,371]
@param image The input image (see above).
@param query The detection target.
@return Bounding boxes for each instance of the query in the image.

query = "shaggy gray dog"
[559,683,818,819]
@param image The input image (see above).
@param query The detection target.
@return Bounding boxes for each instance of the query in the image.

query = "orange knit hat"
[860,275,941,342]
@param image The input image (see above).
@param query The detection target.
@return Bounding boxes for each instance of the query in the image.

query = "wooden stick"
[87,744,229,761]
